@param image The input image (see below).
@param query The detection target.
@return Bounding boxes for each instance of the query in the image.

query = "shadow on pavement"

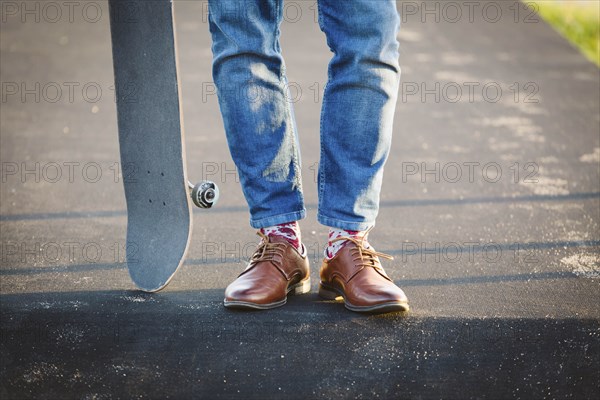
[2,238,598,277]
[1,290,598,399]
[1,192,598,222]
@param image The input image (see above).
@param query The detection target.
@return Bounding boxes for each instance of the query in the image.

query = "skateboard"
[109,0,219,292]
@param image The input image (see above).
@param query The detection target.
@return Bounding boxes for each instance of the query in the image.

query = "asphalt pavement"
[1,1,599,399]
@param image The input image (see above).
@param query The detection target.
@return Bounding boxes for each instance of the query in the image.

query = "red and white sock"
[260,221,302,251]
[325,228,370,259]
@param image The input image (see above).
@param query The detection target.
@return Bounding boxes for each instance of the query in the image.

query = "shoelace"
[249,231,287,266]
[330,232,393,274]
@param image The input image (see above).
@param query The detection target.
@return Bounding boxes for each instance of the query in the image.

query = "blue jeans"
[208,0,401,231]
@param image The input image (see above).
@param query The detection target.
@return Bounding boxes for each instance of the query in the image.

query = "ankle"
[325,227,371,259]
[260,221,302,251]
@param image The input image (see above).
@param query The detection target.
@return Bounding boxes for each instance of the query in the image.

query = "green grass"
[531,0,600,66]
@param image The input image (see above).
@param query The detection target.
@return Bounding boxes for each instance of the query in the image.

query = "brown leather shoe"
[319,236,409,313]
[224,231,310,310]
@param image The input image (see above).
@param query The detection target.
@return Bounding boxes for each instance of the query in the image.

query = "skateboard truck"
[188,180,219,209]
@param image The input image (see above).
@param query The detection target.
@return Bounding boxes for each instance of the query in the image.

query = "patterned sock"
[325,228,371,259]
[260,221,302,251]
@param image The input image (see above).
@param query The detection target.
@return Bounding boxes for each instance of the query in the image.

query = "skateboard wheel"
[191,181,219,209]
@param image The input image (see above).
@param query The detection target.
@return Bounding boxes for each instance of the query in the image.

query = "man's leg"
[316,0,409,313]
[316,0,400,229]
[208,0,305,229]
[208,0,309,309]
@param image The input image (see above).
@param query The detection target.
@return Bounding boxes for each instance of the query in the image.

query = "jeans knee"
[332,40,400,92]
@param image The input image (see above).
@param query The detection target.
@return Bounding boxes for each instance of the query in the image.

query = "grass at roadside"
[531,0,600,66]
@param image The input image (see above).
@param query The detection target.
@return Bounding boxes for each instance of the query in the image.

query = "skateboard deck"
[109,0,191,292]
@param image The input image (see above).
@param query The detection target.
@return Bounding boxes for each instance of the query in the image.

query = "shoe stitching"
[239,231,296,280]
[329,229,394,283]
[249,231,287,266]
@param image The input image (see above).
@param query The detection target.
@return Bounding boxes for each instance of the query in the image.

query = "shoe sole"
[318,282,409,313]
[223,278,311,310]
